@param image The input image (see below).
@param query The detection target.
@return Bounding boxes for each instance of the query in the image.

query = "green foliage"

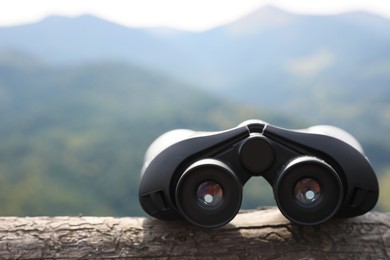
[378,168,390,211]
[0,56,290,216]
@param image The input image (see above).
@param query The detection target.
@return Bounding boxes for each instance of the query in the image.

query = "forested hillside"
[0,53,295,216]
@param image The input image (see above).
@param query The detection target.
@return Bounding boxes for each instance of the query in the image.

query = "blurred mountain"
[1,6,389,116]
[3,6,388,155]
[0,15,195,74]
[1,6,389,89]
[0,6,389,214]
[0,52,291,216]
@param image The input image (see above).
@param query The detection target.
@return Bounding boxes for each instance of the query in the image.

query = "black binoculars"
[139,120,379,228]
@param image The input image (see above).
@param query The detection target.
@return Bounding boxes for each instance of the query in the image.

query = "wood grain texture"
[0,208,389,259]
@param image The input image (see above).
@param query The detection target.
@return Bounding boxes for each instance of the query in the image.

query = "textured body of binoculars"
[139,120,379,228]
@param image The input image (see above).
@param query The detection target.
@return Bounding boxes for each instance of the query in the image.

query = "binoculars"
[139,120,379,228]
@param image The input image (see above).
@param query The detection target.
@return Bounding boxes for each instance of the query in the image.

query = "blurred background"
[0,0,389,216]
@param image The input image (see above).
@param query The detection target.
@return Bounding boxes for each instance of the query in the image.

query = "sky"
[1,0,390,31]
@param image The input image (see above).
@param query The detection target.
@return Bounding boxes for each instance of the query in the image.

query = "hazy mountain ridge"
[0,6,389,158]
[0,5,389,146]
[1,6,389,84]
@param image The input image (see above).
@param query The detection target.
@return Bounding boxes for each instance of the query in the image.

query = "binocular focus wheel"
[274,157,343,225]
[175,159,242,228]
[239,136,275,174]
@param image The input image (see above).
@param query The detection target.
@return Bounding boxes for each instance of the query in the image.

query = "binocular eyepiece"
[139,120,379,228]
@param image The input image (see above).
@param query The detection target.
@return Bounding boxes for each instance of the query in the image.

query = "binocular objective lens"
[197,181,223,207]
[294,178,321,205]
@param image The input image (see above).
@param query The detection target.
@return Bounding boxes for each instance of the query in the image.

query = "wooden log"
[0,208,389,259]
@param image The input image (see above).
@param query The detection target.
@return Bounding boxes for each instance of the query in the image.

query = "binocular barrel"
[139,121,379,228]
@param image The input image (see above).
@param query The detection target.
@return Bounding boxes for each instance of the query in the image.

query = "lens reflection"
[196,181,223,207]
[295,178,321,205]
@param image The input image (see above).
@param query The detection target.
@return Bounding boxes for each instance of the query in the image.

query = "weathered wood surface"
[0,208,389,259]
